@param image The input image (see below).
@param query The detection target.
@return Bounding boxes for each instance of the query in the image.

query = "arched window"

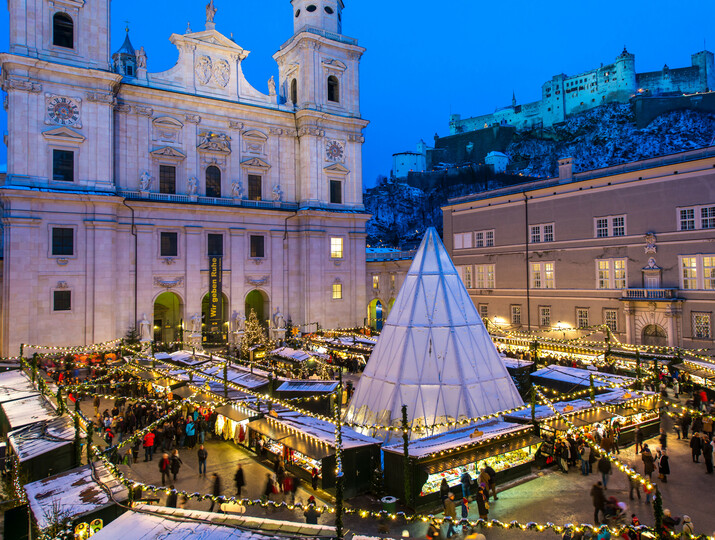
[206,166,221,198]
[290,78,298,104]
[327,75,339,103]
[53,13,74,49]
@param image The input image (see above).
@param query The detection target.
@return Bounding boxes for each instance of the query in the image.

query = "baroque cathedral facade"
[0,0,369,354]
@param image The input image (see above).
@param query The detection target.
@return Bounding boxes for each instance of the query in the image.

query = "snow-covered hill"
[365,105,715,247]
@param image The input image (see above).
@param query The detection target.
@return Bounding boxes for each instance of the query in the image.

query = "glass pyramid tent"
[344,228,524,439]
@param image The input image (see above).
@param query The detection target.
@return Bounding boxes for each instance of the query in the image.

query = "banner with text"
[209,256,223,332]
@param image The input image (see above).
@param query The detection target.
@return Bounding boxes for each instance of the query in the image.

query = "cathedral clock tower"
[273,0,367,207]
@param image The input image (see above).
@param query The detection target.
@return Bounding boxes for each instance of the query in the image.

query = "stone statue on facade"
[272,184,283,202]
[273,307,286,329]
[231,181,243,198]
[136,47,147,69]
[139,170,152,191]
[139,313,152,342]
[206,0,217,23]
[267,75,276,96]
[190,312,202,334]
[188,176,198,195]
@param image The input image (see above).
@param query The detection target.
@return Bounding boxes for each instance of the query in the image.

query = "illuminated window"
[459,265,473,288]
[693,312,711,339]
[511,305,522,325]
[531,262,555,289]
[475,264,495,289]
[330,237,343,259]
[681,256,698,290]
[332,283,343,300]
[479,304,488,319]
[597,259,626,289]
[539,306,551,327]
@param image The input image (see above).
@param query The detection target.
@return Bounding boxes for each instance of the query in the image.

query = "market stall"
[214,403,261,446]
[275,380,338,416]
[0,395,56,436]
[530,365,633,394]
[246,412,380,498]
[0,370,39,405]
[8,416,76,482]
[382,419,541,511]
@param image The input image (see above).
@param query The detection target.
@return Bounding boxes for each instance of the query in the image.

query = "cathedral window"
[291,79,298,104]
[53,290,72,312]
[250,235,265,258]
[53,12,74,49]
[52,150,74,182]
[160,232,178,257]
[159,165,176,194]
[327,76,339,103]
[52,228,74,256]
[248,174,262,201]
[329,180,342,204]
[206,166,221,198]
[208,234,223,257]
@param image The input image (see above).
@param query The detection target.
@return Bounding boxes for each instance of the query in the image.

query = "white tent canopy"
[344,228,523,437]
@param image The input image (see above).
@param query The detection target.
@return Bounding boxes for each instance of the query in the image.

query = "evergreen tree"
[125,326,141,347]
[239,309,267,358]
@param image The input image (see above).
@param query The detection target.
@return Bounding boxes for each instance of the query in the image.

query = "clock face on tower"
[326,140,344,162]
[47,97,80,126]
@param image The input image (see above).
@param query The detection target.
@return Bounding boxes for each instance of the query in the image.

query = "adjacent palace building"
[0,0,369,354]
[444,148,715,351]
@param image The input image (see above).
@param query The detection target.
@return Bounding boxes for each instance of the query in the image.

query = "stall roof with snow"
[530,365,633,392]
[92,504,336,539]
[1,395,55,432]
[276,380,339,393]
[0,370,39,404]
[8,416,74,462]
[344,228,524,438]
[24,462,128,530]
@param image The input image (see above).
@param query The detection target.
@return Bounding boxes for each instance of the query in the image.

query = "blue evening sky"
[1,0,714,187]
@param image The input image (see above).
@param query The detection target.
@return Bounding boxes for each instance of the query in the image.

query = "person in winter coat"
[263,472,275,502]
[170,449,182,481]
[702,434,714,474]
[143,430,155,462]
[681,414,691,440]
[209,473,223,512]
[304,502,320,525]
[641,445,655,480]
[475,484,489,520]
[580,443,591,475]
[197,444,208,476]
[682,515,695,537]
[235,464,246,497]
[460,468,472,498]
[439,478,450,503]
[443,493,457,538]
[662,509,681,531]
[657,449,670,483]
[691,431,704,462]
[311,467,319,491]
[659,428,668,449]
[483,462,498,500]
[159,453,170,485]
[166,485,178,508]
[590,481,606,524]
[634,427,644,454]
[597,455,612,489]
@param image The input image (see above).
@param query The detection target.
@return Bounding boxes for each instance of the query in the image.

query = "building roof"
[0,370,40,404]
[276,380,339,393]
[92,504,336,539]
[531,365,633,388]
[1,395,56,430]
[8,416,75,462]
[24,462,128,530]
[344,228,524,438]
[114,32,136,56]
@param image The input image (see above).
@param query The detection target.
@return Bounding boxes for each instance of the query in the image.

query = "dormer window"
[53,13,74,49]
[327,75,339,103]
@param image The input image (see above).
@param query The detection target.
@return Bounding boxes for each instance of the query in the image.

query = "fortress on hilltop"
[450,48,715,134]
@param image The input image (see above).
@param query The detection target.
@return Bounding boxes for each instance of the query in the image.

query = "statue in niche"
[267,76,276,96]
[273,307,285,329]
[190,312,202,334]
[206,0,217,23]
[231,310,246,332]
[188,176,198,195]
[272,184,283,202]
[139,171,152,191]
[231,181,243,198]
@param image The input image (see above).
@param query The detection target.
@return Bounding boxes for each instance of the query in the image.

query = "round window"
[295,9,300,17]
[325,6,334,14]
[306,4,317,12]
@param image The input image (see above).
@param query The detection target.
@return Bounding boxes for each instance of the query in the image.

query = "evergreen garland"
[653,486,664,539]
[74,398,82,467]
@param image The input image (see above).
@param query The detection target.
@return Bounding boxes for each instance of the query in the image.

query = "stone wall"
[633,92,715,128]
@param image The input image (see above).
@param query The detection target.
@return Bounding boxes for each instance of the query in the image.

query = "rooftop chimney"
[558,157,574,183]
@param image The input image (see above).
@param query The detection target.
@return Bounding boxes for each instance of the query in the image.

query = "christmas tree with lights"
[239,309,267,359]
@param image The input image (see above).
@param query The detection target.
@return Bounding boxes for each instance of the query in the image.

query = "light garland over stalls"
[535,387,655,491]
[20,338,123,353]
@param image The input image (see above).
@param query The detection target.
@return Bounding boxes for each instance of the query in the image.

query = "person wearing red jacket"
[143,431,155,462]
[159,453,170,485]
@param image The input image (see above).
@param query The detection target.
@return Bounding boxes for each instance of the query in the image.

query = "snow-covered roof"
[366,247,401,253]
[8,416,74,462]
[25,462,128,530]
[1,395,56,430]
[276,380,339,393]
[93,504,336,539]
[0,370,40,404]
[201,364,270,389]
[345,228,524,437]
[531,365,633,387]
[270,347,314,362]
[383,419,532,458]
[501,357,534,369]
